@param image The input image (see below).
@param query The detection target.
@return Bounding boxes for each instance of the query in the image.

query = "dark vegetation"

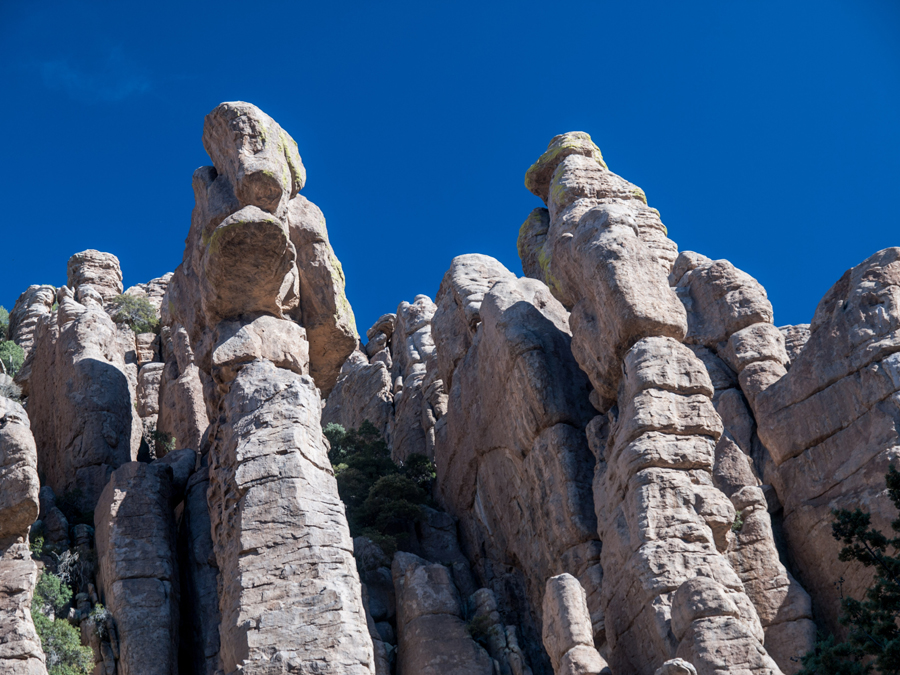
[324,421,436,555]
[107,294,159,334]
[800,466,900,674]
[31,565,93,675]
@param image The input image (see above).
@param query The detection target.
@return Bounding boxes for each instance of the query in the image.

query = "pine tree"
[800,465,900,674]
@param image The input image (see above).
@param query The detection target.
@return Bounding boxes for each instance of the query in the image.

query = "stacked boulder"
[0,396,46,674]
[166,101,373,673]
[517,132,798,673]
[671,252,816,667]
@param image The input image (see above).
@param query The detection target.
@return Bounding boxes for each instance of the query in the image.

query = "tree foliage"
[0,305,9,340]
[32,571,93,675]
[800,465,900,674]
[0,340,25,376]
[107,294,158,334]
[324,421,435,554]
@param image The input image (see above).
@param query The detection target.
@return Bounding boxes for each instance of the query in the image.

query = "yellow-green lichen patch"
[525,131,608,196]
[631,188,647,204]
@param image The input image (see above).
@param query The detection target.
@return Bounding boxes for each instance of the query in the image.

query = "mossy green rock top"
[524,132,607,202]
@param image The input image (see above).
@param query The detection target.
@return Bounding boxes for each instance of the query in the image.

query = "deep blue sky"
[1,1,898,334]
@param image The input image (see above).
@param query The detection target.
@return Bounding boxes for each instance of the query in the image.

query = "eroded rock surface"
[169,101,374,674]
[94,461,180,675]
[433,255,600,672]
[24,286,141,512]
[0,396,46,675]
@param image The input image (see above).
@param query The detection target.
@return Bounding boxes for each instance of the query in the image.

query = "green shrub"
[33,570,93,675]
[0,305,8,340]
[34,570,71,616]
[150,429,176,454]
[32,611,93,675]
[324,421,436,554]
[0,340,25,376]
[107,294,159,334]
[800,465,900,674]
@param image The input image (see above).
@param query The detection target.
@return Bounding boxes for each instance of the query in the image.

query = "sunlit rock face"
[167,101,374,674]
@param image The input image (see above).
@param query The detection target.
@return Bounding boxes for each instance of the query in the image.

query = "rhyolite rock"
[432,255,600,672]
[0,396,47,675]
[542,574,609,675]
[94,460,180,675]
[67,249,124,302]
[23,285,142,513]
[173,101,374,674]
[392,552,492,675]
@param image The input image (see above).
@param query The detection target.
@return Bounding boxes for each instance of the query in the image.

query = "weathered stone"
[433,254,517,391]
[675,256,773,348]
[24,287,141,512]
[0,395,46,675]
[541,574,608,675]
[210,314,309,385]
[322,355,393,438]
[137,362,164,418]
[135,332,160,366]
[177,464,221,675]
[518,208,551,282]
[778,324,810,369]
[392,552,492,675]
[124,273,172,316]
[748,248,900,634]
[208,360,374,674]
[389,295,443,462]
[563,204,687,401]
[8,285,56,354]
[286,194,358,395]
[202,101,305,216]
[67,250,123,302]
[94,461,180,675]
[655,659,697,675]
[433,257,600,668]
[198,205,300,327]
[0,398,40,541]
[157,325,209,454]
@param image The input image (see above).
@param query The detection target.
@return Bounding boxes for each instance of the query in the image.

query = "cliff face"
[0,108,897,675]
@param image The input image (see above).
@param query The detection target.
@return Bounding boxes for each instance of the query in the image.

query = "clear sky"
[1,1,897,335]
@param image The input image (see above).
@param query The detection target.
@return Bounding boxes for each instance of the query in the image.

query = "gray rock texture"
[392,552,492,675]
[432,255,600,671]
[67,249,124,302]
[0,396,46,675]
[23,285,142,513]
[542,574,609,675]
[94,461,180,675]
[169,101,374,675]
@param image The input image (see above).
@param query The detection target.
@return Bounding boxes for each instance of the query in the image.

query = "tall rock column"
[7,285,56,388]
[0,395,47,675]
[168,101,373,674]
[521,134,786,673]
[23,274,142,513]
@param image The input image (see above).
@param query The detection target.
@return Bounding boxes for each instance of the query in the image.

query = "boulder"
[541,574,609,675]
[67,250,123,302]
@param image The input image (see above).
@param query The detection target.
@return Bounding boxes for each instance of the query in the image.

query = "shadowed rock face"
[94,461,180,675]
[0,396,47,675]
[721,247,900,636]
[432,255,599,674]
[514,135,797,674]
